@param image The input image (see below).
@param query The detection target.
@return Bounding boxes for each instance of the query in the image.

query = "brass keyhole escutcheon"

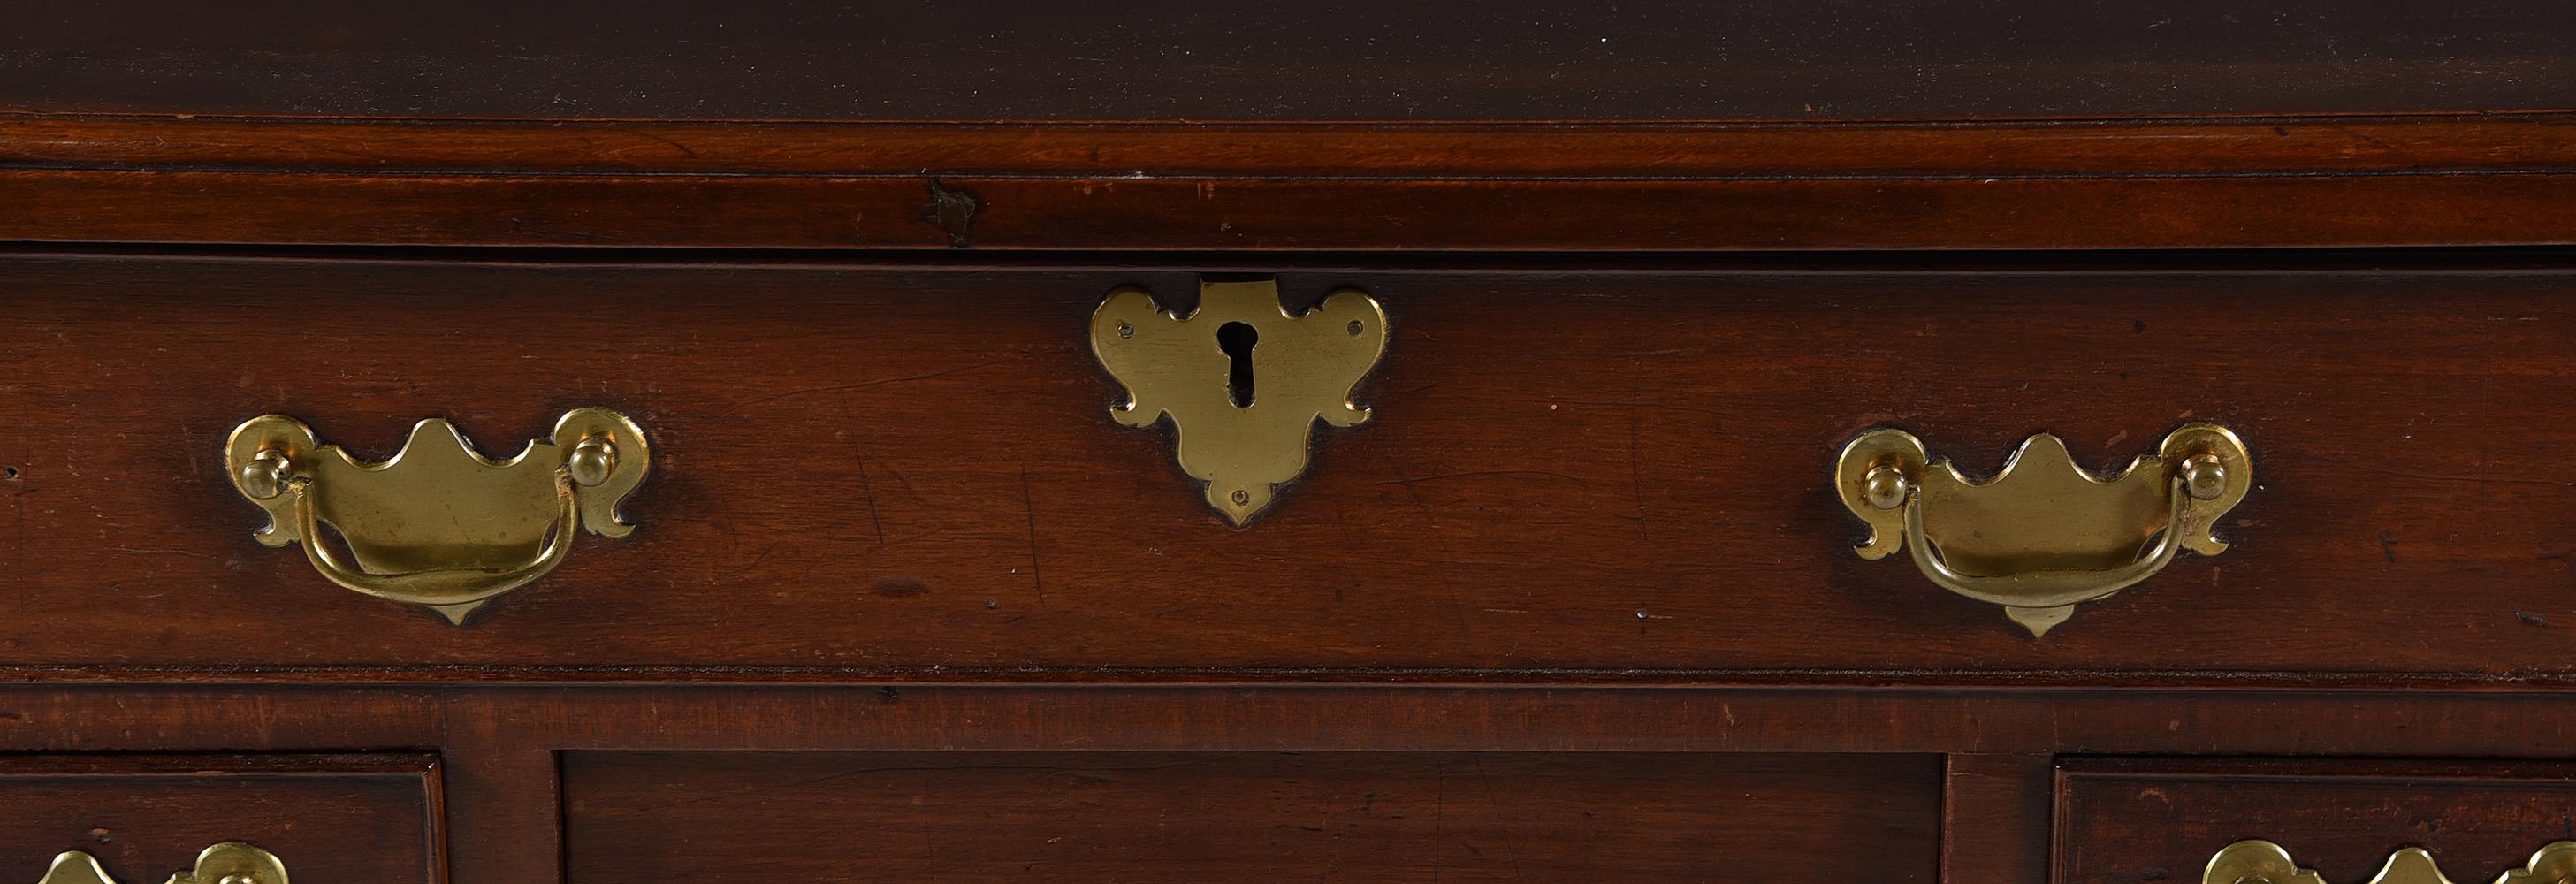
[1091,278,1388,525]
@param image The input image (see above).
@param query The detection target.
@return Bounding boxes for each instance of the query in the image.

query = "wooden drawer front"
[0,753,443,884]
[563,751,1938,881]
[8,255,2576,679]
[2056,759,2576,884]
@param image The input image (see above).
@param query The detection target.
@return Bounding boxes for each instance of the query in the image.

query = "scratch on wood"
[1627,409,1649,540]
[2383,469,2576,488]
[854,450,886,547]
[15,396,29,612]
[624,128,702,159]
[1377,469,1587,485]
[880,462,921,499]
[106,546,215,558]
[727,356,1022,413]
[1431,758,1446,879]
[1551,397,1728,419]
[1020,466,1043,599]
[1388,465,1438,528]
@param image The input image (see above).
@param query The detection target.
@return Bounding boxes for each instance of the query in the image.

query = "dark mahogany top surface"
[4,0,2572,121]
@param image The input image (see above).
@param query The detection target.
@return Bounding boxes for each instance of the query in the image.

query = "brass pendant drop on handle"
[36,842,286,884]
[1834,423,2251,636]
[1091,278,1387,525]
[2204,839,2576,884]
[225,408,649,624]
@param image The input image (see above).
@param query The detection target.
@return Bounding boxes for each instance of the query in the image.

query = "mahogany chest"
[7,3,2576,882]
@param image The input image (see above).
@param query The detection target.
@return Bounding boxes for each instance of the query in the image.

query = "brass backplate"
[224,408,648,623]
[2205,840,2576,884]
[1836,423,2250,636]
[38,842,286,884]
[1091,278,1387,525]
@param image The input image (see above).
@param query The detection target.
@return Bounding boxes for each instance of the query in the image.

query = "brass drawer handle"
[2206,839,2576,884]
[1835,423,2250,636]
[40,842,286,884]
[225,408,648,624]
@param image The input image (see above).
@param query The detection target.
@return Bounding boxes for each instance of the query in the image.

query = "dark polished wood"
[0,753,444,884]
[1947,755,2054,884]
[8,4,2576,881]
[6,252,2575,682]
[4,114,2574,250]
[6,1,2572,121]
[6,687,2576,884]
[15,690,2576,881]
[28,686,2576,759]
[15,116,2576,178]
[2056,759,2576,884]
[565,751,1940,881]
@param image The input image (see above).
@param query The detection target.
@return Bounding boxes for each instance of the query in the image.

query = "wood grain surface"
[9,6,2572,881]
[4,1,2571,121]
[563,751,1940,881]
[0,753,443,884]
[4,114,2574,250]
[8,687,2576,884]
[6,252,2576,681]
[2056,759,2576,884]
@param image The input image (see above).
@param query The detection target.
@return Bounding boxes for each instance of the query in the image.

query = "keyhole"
[1217,321,1258,408]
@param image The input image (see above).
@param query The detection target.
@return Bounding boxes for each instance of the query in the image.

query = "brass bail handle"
[1835,423,2251,637]
[2203,839,2576,884]
[37,842,288,884]
[225,408,649,625]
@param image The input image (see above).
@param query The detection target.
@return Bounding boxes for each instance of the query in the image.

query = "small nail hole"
[1346,320,1363,336]
[0,466,17,480]
[1231,489,1251,506]
[1116,322,1135,339]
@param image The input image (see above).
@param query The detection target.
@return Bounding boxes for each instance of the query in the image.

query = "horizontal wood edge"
[2,686,2574,758]
[6,665,2576,690]
[7,113,2576,178]
[4,113,2574,249]
[6,168,2575,250]
[0,752,441,777]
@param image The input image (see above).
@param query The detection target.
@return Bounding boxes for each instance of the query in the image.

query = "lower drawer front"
[2057,759,2576,884]
[0,753,443,884]
[564,751,1939,881]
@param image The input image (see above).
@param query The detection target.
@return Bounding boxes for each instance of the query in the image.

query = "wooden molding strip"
[4,114,2574,249]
